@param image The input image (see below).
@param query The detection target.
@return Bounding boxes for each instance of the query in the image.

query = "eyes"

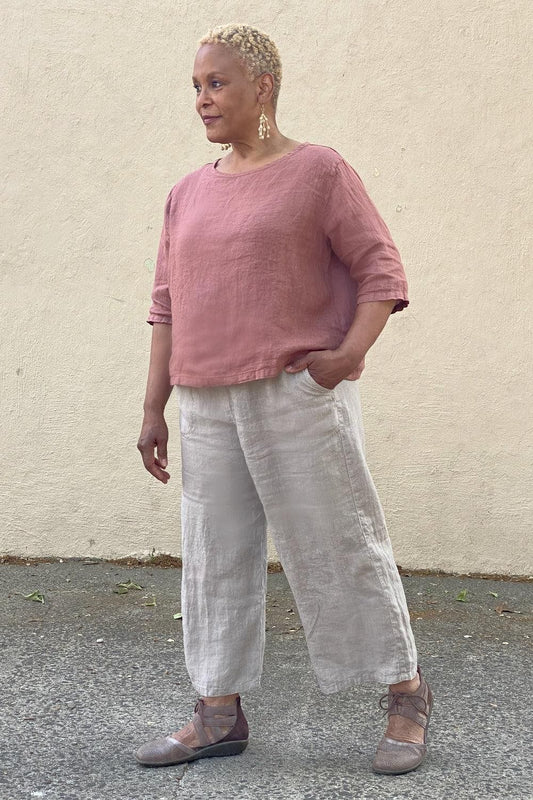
[193,79,223,95]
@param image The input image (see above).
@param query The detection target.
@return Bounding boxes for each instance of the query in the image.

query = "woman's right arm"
[137,322,173,483]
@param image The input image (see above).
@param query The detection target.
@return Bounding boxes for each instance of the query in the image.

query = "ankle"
[201,693,239,707]
[389,675,420,694]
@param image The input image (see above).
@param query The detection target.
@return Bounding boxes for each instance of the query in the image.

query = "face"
[192,44,260,144]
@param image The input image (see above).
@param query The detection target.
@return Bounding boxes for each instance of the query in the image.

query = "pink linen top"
[148,143,408,387]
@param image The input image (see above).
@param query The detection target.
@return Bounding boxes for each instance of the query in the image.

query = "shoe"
[135,696,249,767]
[372,666,433,775]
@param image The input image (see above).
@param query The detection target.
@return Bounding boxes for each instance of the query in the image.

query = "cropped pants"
[176,369,417,696]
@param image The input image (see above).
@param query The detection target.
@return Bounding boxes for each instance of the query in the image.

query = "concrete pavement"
[1,562,531,800]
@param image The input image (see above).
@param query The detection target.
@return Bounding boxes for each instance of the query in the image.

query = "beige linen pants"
[176,369,417,696]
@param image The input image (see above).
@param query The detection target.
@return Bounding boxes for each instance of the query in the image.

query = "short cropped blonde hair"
[199,24,282,106]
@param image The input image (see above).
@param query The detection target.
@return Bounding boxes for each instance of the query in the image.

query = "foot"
[385,674,425,744]
[135,694,248,767]
[169,693,239,746]
[372,666,433,775]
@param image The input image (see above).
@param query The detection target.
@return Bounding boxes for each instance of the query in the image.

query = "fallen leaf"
[455,589,468,603]
[173,612,183,620]
[143,597,157,607]
[113,580,143,594]
[23,591,45,604]
[489,592,498,598]
[495,604,517,615]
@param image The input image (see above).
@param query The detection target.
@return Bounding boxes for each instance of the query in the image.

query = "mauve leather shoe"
[372,666,433,775]
[135,696,249,767]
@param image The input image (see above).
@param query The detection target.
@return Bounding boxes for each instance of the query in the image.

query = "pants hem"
[317,664,419,694]
[190,677,262,697]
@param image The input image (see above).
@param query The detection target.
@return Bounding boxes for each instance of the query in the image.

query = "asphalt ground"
[0,562,531,800]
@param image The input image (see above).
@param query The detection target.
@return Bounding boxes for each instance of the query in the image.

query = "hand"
[137,413,170,484]
[284,349,360,389]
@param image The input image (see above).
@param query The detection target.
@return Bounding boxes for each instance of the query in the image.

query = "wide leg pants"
[176,369,417,696]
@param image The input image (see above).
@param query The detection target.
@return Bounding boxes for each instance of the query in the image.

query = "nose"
[196,86,211,111]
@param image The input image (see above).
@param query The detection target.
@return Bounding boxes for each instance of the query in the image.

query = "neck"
[224,125,291,165]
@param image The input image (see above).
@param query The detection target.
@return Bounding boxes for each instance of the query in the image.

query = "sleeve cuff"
[356,287,409,314]
[147,314,172,325]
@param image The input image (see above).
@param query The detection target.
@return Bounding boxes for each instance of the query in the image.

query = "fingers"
[141,457,170,484]
[146,458,170,484]
[284,352,315,372]
[290,350,346,389]
[137,422,170,484]
[156,441,168,469]
[138,446,170,484]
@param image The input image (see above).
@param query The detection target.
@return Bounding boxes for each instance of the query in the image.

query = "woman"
[136,24,432,776]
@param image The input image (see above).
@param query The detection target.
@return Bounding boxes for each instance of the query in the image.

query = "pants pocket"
[302,368,334,393]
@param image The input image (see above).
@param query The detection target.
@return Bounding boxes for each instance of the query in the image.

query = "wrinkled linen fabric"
[148,143,409,387]
[177,369,417,696]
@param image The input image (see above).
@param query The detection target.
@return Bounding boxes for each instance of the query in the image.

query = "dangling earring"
[258,104,270,140]
[221,143,231,152]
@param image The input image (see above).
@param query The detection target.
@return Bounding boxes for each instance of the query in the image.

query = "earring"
[258,104,270,140]
[221,143,231,152]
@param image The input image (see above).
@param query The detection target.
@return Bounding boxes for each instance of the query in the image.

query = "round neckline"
[212,142,310,177]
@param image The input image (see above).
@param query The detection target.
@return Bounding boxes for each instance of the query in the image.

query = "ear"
[255,72,275,105]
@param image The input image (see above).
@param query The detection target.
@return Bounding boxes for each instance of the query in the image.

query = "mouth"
[202,116,221,125]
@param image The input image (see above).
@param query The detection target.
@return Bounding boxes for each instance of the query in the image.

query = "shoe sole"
[136,739,248,767]
[372,761,425,775]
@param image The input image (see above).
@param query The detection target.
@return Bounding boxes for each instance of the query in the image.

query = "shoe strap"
[165,735,197,757]
[192,699,238,746]
[379,680,430,729]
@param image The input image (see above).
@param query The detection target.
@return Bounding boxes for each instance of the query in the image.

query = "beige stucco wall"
[1,0,532,575]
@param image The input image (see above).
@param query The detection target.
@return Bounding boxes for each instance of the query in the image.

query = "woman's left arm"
[285,299,396,389]
[337,298,397,369]
[285,158,408,389]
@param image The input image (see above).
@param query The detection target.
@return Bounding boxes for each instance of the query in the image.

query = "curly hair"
[199,24,282,107]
